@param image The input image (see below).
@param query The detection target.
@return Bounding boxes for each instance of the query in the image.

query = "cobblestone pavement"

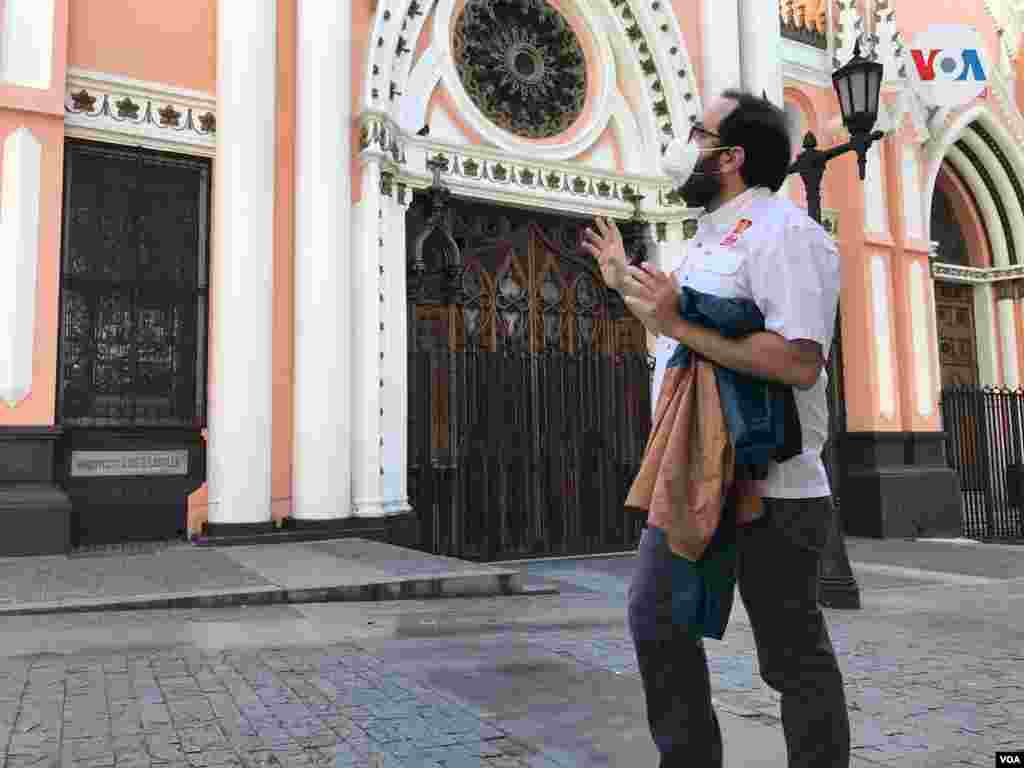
[0,641,566,768]
[0,539,1020,767]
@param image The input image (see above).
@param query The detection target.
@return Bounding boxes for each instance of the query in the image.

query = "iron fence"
[941,386,1024,539]
[409,346,651,561]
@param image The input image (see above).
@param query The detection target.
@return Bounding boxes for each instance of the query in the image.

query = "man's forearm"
[663,315,818,389]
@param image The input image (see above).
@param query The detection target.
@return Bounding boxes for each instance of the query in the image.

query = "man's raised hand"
[582,217,628,292]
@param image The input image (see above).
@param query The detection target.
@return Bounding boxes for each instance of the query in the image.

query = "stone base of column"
[839,431,962,538]
[203,520,277,539]
[197,512,418,549]
[0,427,72,556]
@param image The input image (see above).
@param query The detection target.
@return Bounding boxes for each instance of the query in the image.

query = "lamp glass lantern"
[832,39,884,137]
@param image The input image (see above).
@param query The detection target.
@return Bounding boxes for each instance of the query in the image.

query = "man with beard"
[582,90,850,767]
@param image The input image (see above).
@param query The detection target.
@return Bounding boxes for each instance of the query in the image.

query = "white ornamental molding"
[931,261,1024,284]
[64,69,216,156]
[833,0,864,70]
[872,1,906,83]
[358,111,699,224]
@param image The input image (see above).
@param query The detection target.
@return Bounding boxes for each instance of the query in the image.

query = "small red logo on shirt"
[720,218,753,247]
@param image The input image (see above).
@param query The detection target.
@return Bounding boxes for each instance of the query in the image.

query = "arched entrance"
[406,190,652,560]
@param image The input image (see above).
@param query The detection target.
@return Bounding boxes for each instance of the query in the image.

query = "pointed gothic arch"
[925,106,1024,265]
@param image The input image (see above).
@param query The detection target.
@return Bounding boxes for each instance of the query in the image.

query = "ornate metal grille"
[57,140,210,427]
[407,191,653,560]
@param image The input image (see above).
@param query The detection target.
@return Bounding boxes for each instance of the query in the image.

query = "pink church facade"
[1,0,1022,556]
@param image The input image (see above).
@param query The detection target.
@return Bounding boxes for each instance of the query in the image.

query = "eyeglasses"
[688,123,737,154]
[688,123,721,144]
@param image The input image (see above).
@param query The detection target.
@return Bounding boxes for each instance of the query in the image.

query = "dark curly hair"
[717,89,792,193]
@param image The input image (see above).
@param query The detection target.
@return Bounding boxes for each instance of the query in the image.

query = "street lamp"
[788,38,885,610]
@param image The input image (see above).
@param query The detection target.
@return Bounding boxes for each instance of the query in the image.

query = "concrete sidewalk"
[1,532,1019,618]
[0,538,551,616]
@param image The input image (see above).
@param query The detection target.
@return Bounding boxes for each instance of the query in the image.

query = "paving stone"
[60,737,115,766]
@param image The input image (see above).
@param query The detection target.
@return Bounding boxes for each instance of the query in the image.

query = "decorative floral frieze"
[426,148,638,202]
[358,113,699,221]
[64,70,215,153]
[411,145,697,220]
[931,262,1024,284]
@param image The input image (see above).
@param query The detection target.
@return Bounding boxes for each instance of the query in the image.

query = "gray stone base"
[199,512,418,548]
[0,427,72,556]
[0,485,72,556]
[840,431,962,539]
[842,466,962,539]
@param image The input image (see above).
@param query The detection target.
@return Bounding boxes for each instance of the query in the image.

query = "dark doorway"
[57,140,210,547]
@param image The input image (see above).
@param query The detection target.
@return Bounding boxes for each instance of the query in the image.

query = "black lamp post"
[787,39,884,611]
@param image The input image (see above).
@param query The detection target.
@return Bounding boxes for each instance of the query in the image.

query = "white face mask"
[662,138,700,185]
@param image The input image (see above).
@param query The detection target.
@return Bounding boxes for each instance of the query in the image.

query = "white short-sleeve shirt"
[651,186,841,499]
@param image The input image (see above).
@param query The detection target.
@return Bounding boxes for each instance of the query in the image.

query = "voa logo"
[907,24,991,108]
[997,753,1023,765]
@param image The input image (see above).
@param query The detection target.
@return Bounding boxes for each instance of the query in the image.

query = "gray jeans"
[627,497,851,768]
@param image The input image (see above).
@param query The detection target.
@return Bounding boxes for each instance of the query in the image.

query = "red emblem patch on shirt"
[720,218,753,247]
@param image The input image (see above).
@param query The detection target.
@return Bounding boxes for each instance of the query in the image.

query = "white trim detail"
[781,39,831,89]
[924,105,1024,232]
[959,129,1024,268]
[901,144,924,240]
[0,128,42,407]
[864,142,889,236]
[945,145,1010,268]
[739,0,783,105]
[909,260,934,417]
[871,253,896,419]
[0,0,55,89]
[64,69,216,157]
[998,297,1020,390]
[974,284,1000,387]
[702,0,741,101]
[396,46,442,135]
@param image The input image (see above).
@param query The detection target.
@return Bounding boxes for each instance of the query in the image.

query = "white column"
[998,289,1020,389]
[352,160,387,516]
[381,181,411,513]
[700,0,741,102]
[207,0,277,526]
[292,0,352,521]
[738,0,783,106]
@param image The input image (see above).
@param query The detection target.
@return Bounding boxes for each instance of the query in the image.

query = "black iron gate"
[941,386,1024,539]
[407,188,652,560]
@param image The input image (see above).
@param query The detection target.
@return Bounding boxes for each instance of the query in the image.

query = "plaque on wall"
[70,450,189,478]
